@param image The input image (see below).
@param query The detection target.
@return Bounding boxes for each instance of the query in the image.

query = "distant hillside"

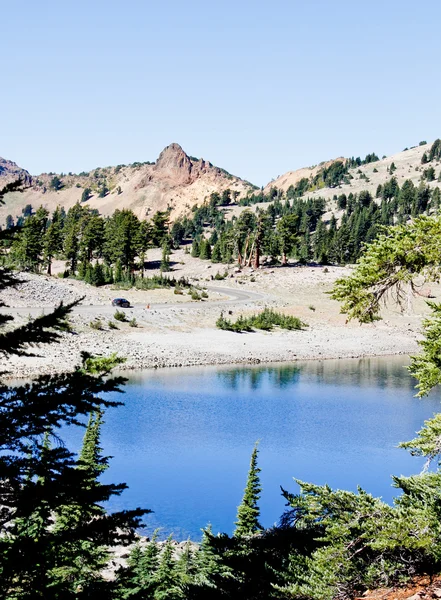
[0,143,257,225]
[264,141,441,212]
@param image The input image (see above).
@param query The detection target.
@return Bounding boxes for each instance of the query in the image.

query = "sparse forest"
[2,139,441,598]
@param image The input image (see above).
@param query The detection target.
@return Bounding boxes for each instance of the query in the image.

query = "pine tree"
[191,239,200,257]
[199,239,211,260]
[234,443,262,537]
[153,536,183,600]
[211,242,222,263]
[160,240,171,272]
[43,209,63,275]
[81,187,91,202]
[276,214,298,265]
[193,525,227,590]
[0,181,149,598]
[176,539,196,589]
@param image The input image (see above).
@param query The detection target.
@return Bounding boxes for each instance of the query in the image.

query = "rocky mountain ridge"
[1,139,440,225]
[0,143,256,223]
[0,157,32,187]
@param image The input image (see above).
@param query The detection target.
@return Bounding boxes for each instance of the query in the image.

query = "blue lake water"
[62,356,440,540]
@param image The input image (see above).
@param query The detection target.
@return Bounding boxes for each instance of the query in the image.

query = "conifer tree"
[211,242,222,263]
[153,536,183,600]
[199,239,211,260]
[0,181,149,599]
[160,239,171,272]
[193,524,227,590]
[191,239,200,257]
[234,443,262,537]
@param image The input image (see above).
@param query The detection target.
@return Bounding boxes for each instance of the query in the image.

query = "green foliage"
[98,184,109,198]
[277,477,441,600]
[108,320,118,329]
[199,238,212,260]
[0,186,148,598]
[217,308,307,332]
[214,270,228,280]
[89,318,103,330]
[408,302,441,396]
[129,317,138,327]
[50,176,63,191]
[330,216,441,322]
[190,288,201,300]
[160,239,171,272]
[134,274,191,290]
[423,166,436,181]
[81,187,92,202]
[151,211,170,247]
[191,238,200,257]
[114,310,127,322]
[234,443,262,537]
[429,139,441,161]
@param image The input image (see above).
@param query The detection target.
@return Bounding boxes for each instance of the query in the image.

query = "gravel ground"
[2,252,435,378]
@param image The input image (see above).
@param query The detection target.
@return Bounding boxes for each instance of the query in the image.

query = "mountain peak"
[155,143,191,171]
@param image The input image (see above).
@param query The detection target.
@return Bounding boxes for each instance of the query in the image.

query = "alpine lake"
[62,355,440,540]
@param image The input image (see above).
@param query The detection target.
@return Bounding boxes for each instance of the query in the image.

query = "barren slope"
[266,142,441,208]
[0,143,256,224]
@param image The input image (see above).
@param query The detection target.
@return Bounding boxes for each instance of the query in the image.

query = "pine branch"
[0,298,83,358]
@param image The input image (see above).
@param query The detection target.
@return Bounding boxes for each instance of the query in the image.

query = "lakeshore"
[2,249,434,378]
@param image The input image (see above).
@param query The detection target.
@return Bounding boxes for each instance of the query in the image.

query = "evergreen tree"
[11,208,48,271]
[50,176,63,191]
[199,239,211,260]
[152,211,170,247]
[234,443,262,537]
[43,208,64,274]
[191,239,200,257]
[211,242,222,263]
[0,182,149,599]
[153,536,183,600]
[276,214,298,265]
[103,209,141,271]
[81,187,92,202]
[91,262,105,286]
[160,239,171,272]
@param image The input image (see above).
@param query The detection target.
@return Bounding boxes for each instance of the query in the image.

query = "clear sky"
[2,0,441,186]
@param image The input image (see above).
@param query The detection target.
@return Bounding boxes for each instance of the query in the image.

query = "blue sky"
[2,0,440,186]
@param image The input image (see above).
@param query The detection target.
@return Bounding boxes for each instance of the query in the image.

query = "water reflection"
[215,356,415,393]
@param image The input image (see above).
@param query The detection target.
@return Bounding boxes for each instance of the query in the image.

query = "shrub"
[129,318,138,328]
[134,274,190,290]
[108,320,118,329]
[214,270,228,280]
[174,286,183,295]
[216,308,307,333]
[89,319,103,330]
[201,290,208,299]
[113,310,127,322]
[190,289,201,301]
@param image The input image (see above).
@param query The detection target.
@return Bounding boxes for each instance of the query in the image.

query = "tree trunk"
[253,244,260,269]
[246,241,255,267]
